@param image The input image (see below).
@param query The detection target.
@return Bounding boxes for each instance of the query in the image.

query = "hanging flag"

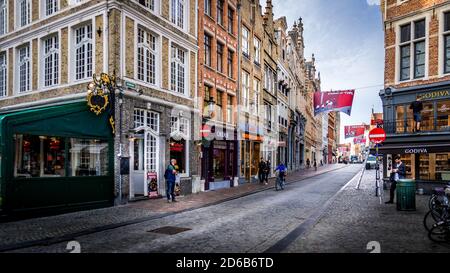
[314,90,355,116]
[353,136,366,145]
[344,125,366,139]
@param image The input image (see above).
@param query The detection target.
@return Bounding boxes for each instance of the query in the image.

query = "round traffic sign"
[368,128,386,144]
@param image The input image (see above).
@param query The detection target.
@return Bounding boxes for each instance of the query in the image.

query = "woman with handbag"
[385,156,406,204]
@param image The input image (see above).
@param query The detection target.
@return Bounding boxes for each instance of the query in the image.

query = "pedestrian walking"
[275,162,287,190]
[409,96,423,132]
[258,158,266,184]
[385,156,406,204]
[164,159,178,203]
[264,160,271,185]
[314,159,317,171]
[306,158,311,169]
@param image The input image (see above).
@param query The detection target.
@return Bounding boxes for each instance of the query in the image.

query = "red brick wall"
[383,0,450,89]
[198,0,238,124]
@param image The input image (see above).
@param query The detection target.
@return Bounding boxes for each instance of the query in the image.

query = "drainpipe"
[105,0,122,205]
[236,1,242,182]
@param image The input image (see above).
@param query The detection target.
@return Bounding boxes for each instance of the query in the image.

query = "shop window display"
[68,139,109,176]
[170,138,186,174]
[14,135,66,178]
[437,100,450,131]
[14,135,109,178]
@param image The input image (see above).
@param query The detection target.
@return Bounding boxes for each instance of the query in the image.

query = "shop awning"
[369,142,450,155]
[0,101,112,139]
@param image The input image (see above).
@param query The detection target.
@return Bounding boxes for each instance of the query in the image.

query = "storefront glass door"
[131,135,145,196]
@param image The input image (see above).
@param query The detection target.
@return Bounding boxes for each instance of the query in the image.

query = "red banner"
[353,136,366,145]
[345,125,366,139]
[314,90,355,116]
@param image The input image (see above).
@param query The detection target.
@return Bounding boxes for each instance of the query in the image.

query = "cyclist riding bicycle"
[275,163,287,191]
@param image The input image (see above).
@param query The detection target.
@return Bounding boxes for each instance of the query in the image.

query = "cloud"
[366,0,380,5]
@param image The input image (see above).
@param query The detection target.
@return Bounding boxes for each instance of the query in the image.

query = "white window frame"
[16,43,31,94]
[253,78,260,115]
[171,116,190,139]
[170,43,187,95]
[16,0,31,28]
[242,26,249,57]
[254,37,261,65]
[137,0,156,11]
[0,0,7,36]
[242,71,250,112]
[170,0,187,31]
[41,34,60,88]
[136,26,158,85]
[72,22,93,81]
[42,0,59,18]
[133,108,160,133]
[0,51,6,97]
[439,7,450,76]
[395,14,430,84]
[226,95,233,124]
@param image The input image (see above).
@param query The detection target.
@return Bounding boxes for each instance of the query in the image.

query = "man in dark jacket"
[258,158,266,184]
[164,159,178,203]
[264,160,271,185]
[410,96,423,132]
[385,156,406,204]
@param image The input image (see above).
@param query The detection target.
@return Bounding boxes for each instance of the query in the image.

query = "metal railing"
[384,117,450,134]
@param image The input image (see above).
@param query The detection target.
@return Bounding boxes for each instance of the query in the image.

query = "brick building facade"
[198,0,239,190]
[379,0,450,190]
[0,0,199,214]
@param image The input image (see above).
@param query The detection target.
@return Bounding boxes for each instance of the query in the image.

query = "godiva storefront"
[379,80,450,192]
[0,101,114,217]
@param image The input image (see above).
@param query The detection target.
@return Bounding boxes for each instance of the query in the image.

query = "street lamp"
[205,96,216,119]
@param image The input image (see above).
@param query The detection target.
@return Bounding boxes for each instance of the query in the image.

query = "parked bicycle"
[424,184,450,243]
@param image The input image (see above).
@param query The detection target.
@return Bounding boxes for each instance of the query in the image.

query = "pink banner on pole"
[314,90,355,116]
[344,125,366,139]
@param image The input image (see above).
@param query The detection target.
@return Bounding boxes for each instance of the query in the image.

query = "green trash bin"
[396,179,416,211]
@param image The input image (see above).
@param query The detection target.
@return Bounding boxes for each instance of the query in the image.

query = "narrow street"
[6,165,361,253]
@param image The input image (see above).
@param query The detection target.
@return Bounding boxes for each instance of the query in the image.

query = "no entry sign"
[368,128,386,144]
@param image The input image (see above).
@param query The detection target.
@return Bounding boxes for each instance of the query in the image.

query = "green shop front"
[0,101,114,217]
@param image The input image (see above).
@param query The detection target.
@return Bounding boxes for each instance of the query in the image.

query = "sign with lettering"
[419,90,450,100]
[405,148,428,154]
[147,172,158,198]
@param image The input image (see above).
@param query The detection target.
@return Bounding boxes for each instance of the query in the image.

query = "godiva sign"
[419,90,450,100]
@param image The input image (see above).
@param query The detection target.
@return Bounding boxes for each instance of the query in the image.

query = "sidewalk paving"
[0,163,346,251]
[284,168,450,253]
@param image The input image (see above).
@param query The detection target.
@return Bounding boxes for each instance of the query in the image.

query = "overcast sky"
[263,0,384,143]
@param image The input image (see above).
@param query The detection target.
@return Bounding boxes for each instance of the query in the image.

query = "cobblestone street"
[0,164,345,252]
[284,169,450,253]
[3,164,449,253]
